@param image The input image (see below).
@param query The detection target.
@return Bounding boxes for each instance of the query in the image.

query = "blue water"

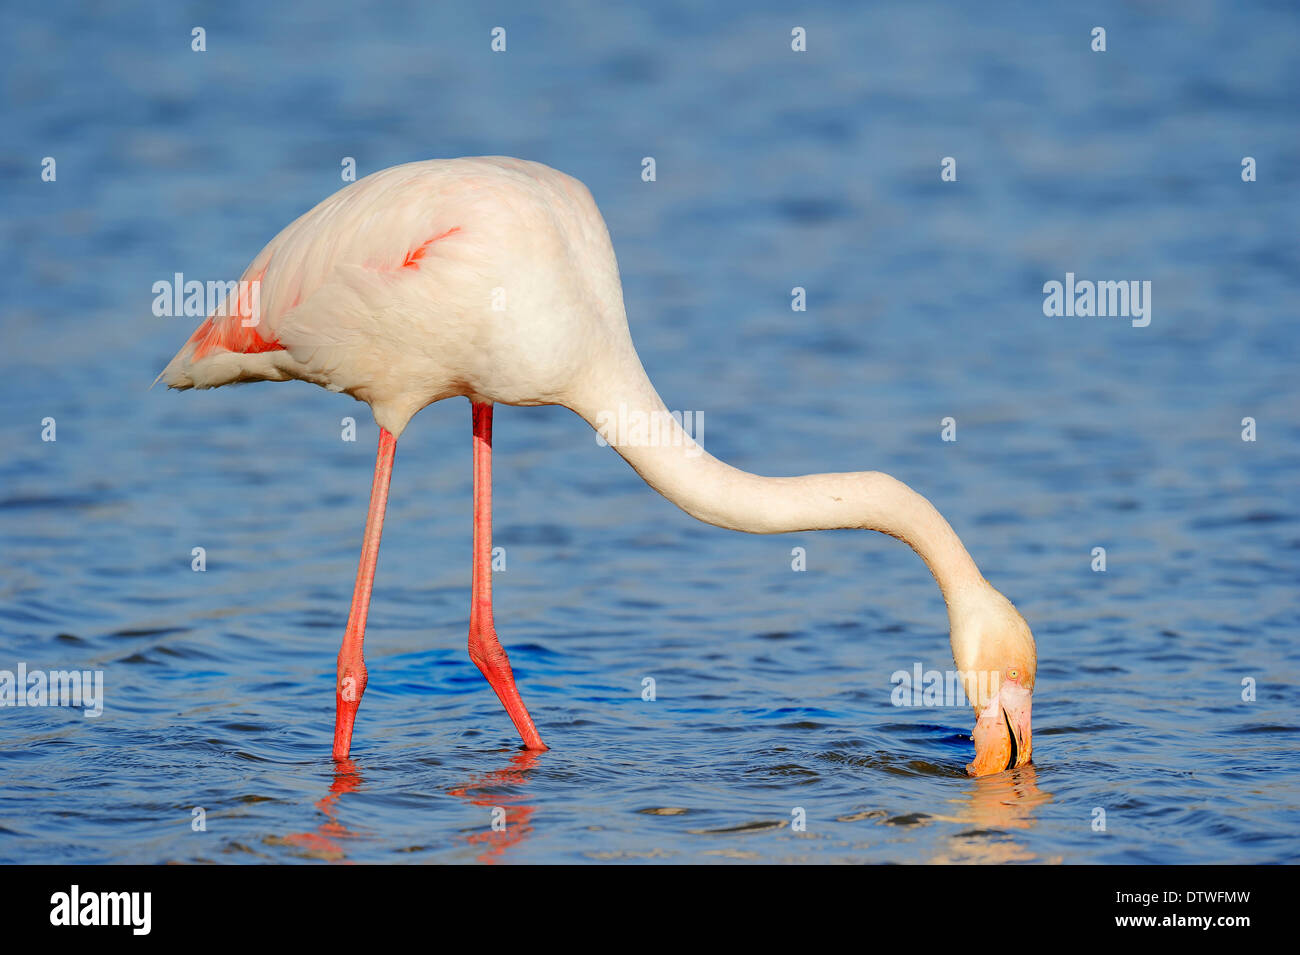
[1,1,1298,864]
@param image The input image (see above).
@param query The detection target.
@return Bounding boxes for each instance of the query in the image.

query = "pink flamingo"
[160,157,1036,776]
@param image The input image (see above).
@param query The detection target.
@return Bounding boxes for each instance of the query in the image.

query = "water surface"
[1,0,1297,863]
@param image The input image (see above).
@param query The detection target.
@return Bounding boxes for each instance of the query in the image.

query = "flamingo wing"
[159,160,492,391]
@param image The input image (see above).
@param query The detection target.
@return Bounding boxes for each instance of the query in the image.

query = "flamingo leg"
[332,427,397,759]
[469,402,548,750]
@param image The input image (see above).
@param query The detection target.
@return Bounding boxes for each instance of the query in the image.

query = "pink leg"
[333,427,397,760]
[469,402,548,750]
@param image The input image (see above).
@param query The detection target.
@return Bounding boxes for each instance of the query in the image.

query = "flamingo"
[159,157,1036,776]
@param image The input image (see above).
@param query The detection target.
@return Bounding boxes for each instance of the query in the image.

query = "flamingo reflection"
[448,749,542,864]
[928,764,1054,863]
[278,758,365,862]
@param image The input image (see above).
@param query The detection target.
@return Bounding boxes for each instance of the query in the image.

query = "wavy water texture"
[0,0,1297,863]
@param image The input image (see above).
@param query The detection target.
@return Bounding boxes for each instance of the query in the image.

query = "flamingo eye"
[1007,667,1019,680]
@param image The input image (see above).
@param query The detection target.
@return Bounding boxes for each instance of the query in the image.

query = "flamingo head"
[950,584,1037,777]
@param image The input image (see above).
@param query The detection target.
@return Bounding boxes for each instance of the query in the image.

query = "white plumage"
[161,156,1037,775]
[162,156,631,434]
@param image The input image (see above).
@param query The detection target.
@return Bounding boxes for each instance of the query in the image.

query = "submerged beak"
[966,681,1033,777]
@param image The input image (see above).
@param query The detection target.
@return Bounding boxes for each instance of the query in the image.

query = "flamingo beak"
[966,681,1033,777]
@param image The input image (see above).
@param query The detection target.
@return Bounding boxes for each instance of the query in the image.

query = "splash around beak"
[966,682,1033,777]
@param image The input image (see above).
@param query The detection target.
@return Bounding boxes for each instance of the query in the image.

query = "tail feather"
[157,265,289,390]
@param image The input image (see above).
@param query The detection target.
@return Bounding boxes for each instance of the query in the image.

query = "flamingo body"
[162,157,1038,776]
[162,157,630,436]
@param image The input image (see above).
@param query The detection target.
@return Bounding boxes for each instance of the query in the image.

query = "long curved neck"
[566,346,987,611]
